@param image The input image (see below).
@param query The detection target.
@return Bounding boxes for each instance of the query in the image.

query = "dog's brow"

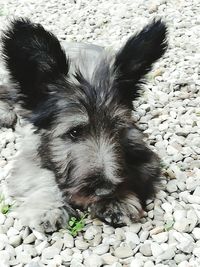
[52,114,88,137]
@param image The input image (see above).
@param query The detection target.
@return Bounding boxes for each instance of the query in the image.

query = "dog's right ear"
[2,18,69,109]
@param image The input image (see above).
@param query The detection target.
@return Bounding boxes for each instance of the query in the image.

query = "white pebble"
[84,254,103,267]
[93,244,109,255]
[74,239,89,250]
[114,245,133,258]
[63,233,74,248]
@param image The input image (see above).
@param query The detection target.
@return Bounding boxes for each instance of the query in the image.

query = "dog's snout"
[95,187,114,197]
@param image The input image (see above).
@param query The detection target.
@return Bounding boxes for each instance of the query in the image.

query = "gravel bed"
[0,0,200,266]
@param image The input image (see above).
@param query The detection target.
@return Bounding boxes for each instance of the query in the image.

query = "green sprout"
[164,220,174,231]
[68,213,88,237]
[0,194,13,214]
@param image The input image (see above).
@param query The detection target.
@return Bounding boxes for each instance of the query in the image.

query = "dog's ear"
[2,18,69,109]
[114,20,167,104]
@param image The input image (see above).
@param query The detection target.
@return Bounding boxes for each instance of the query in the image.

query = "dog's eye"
[68,126,84,140]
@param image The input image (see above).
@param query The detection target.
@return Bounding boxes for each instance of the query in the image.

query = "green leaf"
[1,204,10,214]
[164,220,174,231]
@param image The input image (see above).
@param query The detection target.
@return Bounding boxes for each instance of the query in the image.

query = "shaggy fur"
[1,18,167,232]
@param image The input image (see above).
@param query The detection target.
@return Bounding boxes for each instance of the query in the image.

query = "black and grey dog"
[1,18,167,233]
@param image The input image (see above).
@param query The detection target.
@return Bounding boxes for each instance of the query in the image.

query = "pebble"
[84,254,103,267]
[84,226,101,240]
[139,242,152,256]
[23,233,36,244]
[114,245,133,258]
[192,228,200,240]
[9,235,22,247]
[35,240,49,255]
[139,231,149,242]
[150,226,164,236]
[42,246,61,260]
[152,232,168,243]
[74,239,89,250]
[0,213,6,225]
[0,251,10,264]
[151,243,163,258]
[93,244,109,255]
[125,232,140,246]
[130,259,143,267]
[63,233,74,248]
[102,253,118,265]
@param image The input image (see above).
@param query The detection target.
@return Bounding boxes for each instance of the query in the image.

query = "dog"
[0,18,167,233]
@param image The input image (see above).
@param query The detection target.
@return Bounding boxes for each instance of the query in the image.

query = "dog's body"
[0,19,167,232]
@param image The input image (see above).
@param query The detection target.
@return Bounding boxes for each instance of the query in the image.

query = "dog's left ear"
[114,20,167,103]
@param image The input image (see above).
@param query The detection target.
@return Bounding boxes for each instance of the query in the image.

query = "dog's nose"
[95,188,114,197]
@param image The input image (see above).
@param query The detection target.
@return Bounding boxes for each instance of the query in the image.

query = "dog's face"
[2,19,167,207]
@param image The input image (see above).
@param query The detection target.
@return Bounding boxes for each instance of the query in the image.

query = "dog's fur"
[0,18,167,232]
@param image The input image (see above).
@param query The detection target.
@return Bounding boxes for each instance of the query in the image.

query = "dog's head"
[2,19,167,206]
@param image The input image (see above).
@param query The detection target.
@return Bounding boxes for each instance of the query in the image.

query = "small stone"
[102,253,118,265]
[125,232,140,246]
[130,259,143,267]
[177,239,194,254]
[89,233,102,246]
[0,240,5,250]
[82,249,92,259]
[42,246,61,260]
[103,225,114,234]
[70,258,84,267]
[7,227,19,237]
[84,254,103,267]
[0,213,6,225]
[13,220,23,232]
[23,244,37,257]
[178,261,190,267]
[60,249,72,262]
[144,261,154,267]
[0,250,10,264]
[158,247,175,260]
[93,244,109,255]
[25,262,40,267]
[150,226,164,236]
[32,230,46,241]
[152,232,168,243]
[75,239,89,250]
[22,227,31,240]
[9,235,22,247]
[151,243,163,258]
[16,251,32,264]
[148,4,158,13]
[166,181,177,193]
[192,228,200,240]
[115,228,125,241]
[24,233,36,244]
[35,240,49,255]
[193,247,200,258]
[63,233,74,248]
[114,245,133,258]
[139,243,152,256]
[84,226,101,240]
[161,203,173,214]
[129,223,142,233]
[139,231,149,242]
[5,217,14,229]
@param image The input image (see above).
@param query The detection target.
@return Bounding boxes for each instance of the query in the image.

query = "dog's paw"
[90,195,143,227]
[36,206,77,233]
